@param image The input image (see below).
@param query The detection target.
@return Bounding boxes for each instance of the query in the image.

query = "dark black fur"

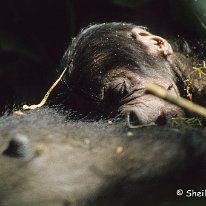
[0,107,206,206]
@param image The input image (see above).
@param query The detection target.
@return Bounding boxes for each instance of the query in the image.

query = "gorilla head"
[61,22,190,125]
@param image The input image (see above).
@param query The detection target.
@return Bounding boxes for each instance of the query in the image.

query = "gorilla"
[1,22,206,206]
[60,22,204,124]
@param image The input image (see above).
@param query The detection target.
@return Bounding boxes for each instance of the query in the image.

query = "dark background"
[0,0,205,113]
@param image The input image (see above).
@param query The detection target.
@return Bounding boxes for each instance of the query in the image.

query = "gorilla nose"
[126,106,184,127]
[127,110,167,127]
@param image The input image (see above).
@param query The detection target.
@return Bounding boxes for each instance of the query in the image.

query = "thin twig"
[23,66,68,110]
[146,83,206,118]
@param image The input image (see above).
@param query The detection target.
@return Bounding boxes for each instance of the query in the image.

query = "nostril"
[155,111,166,126]
[127,111,141,126]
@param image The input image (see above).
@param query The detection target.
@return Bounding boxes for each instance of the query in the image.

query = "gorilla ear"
[151,36,173,56]
[130,27,173,57]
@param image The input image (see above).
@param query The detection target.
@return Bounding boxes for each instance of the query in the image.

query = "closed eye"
[104,79,130,102]
[112,81,127,96]
[119,80,127,96]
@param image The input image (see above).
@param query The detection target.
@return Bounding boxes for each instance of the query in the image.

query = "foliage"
[171,117,203,127]
[112,0,152,8]
[184,61,206,101]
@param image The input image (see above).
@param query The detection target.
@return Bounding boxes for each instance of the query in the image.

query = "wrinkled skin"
[61,22,191,124]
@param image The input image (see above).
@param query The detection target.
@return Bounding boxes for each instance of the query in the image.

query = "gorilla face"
[61,22,186,124]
